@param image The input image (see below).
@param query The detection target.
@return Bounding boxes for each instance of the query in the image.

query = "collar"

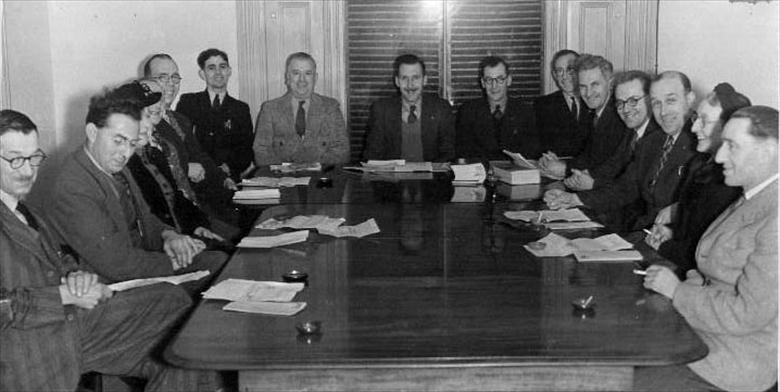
[402,98,422,113]
[595,97,611,119]
[207,89,226,104]
[291,96,310,113]
[488,97,508,112]
[0,189,19,213]
[83,145,114,178]
[744,174,778,200]
[634,118,650,140]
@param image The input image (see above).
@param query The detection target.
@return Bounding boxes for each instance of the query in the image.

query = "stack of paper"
[318,218,380,238]
[109,270,211,292]
[503,208,603,230]
[270,162,322,173]
[237,230,309,248]
[241,176,311,187]
[256,215,346,231]
[490,161,540,185]
[523,232,641,262]
[203,279,307,316]
[451,163,486,185]
[232,188,281,200]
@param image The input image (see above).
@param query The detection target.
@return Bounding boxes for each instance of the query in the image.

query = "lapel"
[307,93,323,134]
[388,96,403,153]
[700,179,777,247]
[278,92,296,136]
[0,202,58,269]
[661,120,695,177]
[73,148,128,237]
[198,89,212,113]
[420,94,439,155]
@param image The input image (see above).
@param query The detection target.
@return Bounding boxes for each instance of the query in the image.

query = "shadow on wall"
[27,88,96,210]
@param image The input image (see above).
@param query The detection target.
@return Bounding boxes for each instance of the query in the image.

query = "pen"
[633,269,647,275]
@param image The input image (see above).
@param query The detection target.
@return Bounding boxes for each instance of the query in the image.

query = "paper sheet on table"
[232,188,281,200]
[524,232,634,257]
[503,208,590,223]
[451,163,486,184]
[270,162,322,173]
[524,233,577,257]
[256,215,345,231]
[109,270,210,292]
[203,279,304,302]
[502,150,538,169]
[573,250,642,263]
[544,221,603,230]
[451,185,486,202]
[223,301,307,316]
[237,230,309,248]
[570,233,634,251]
[366,159,406,166]
[318,218,380,238]
[241,176,311,187]
[358,161,433,172]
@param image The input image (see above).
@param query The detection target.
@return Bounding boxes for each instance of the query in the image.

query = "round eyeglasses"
[1,152,47,169]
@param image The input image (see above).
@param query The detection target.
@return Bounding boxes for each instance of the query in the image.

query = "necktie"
[212,94,221,110]
[570,96,577,116]
[113,171,144,243]
[295,100,306,137]
[650,135,675,189]
[492,105,503,121]
[408,105,418,124]
[591,110,599,128]
[16,202,38,231]
[629,131,639,153]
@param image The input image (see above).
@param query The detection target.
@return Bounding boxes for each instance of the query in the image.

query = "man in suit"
[177,48,254,182]
[253,52,349,165]
[539,54,631,184]
[144,53,236,220]
[544,71,697,232]
[533,49,591,158]
[364,54,455,162]
[456,55,537,162]
[638,106,777,392]
[48,89,227,293]
[0,109,216,391]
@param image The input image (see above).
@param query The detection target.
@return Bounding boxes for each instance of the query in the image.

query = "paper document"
[233,188,281,200]
[524,232,576,257]
[524,232,637,258]
[241,176,310,187]
[109,270,210,292]
[366,159,406,166]
[256,215,345,231]
[574,250,642,263]
[504,208,590,223]
[451,163,486,184]
[237,230,309,248]
[270,162,322,173]
[354,161,434,173]
[502,150,538,169]
[544,221,603,230]
[318,218,380,238]
[223,301,307,316]
[203,279,304,302]
[570,233,633,251]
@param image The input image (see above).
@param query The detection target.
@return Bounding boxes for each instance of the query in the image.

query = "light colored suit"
[673,179,777,391]
[253,92,349,165]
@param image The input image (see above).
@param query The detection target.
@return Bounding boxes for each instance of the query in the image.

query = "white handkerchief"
[203,279,304,302]
[109,270,210,292]
[223,301,307,316]
[237,230,309,248]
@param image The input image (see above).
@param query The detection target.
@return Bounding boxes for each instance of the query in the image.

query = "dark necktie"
[492,105,503,120]
[650,135,675,189]
[629,131,639,153]
[408,105,418,124]
[16,202,38,231]
[295,100,306,137]
[570,96,577,117]
[213,94,221,110]
[591,110,599,128]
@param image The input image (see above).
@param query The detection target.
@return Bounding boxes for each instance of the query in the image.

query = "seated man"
[638,106,778,392]
[456,55,537,162]
[48,88,227,293]
[176,48,254,182]
[544,71,697,232]
[364,54,455,162]
[253,52,349,165]
[533,49,591,158]
[539,54,631,184]
[0,109,216,391]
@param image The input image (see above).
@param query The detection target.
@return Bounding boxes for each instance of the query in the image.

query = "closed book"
[490,161,540,185]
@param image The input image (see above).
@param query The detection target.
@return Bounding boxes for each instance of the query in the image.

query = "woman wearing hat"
[645,83,751,276]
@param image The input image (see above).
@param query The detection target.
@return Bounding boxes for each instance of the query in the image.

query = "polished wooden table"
[167,174,706,391]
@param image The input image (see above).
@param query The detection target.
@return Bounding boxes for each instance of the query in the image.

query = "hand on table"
[643,265,680,299]
[543,189,582,210]
[188,163,206,183]
[564,169,594,191]
[654,204,677,226]
[644,224,672,250]
[193,226,225,242]
[162,230,206,270]
[539,152,566,179]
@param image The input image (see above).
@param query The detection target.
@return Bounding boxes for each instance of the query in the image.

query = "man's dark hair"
[0,110,37,137]
[143,53,174,77]
[730,105,779,141]
[652,71,692,93]
[393,54,426,78]
[550,49,579,70]
[478,56,510,79]
[197,48,229,69]
[85,88,143,128]
[612,70,652,95]
[573,54,613,78]
[285,52,317,71]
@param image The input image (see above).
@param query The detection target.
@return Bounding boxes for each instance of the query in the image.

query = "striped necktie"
[650,135,675,189]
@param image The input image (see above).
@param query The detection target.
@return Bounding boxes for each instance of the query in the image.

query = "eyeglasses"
[154,74,182,85]
[482,76,508,86]
[690,111,720,126]
[0,152,47,169]
[553,67,576,76]
[616,95,647,110]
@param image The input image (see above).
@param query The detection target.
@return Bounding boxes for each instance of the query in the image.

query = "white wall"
[657,0,779,107]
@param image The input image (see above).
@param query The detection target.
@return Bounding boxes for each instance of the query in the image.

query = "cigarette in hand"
[633,269,647,275]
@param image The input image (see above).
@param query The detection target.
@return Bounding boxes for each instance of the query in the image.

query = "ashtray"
[296,320,322,335]
[282,269,309,283]
[316,177,333,188]
[571,295,595,310]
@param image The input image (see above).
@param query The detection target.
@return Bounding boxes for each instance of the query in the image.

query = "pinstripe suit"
[0,202,211,391]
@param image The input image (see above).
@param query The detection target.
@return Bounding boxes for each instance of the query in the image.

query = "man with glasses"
[177,48,254,183]
[0,109,219,391]
[533,49,591,158]
[48,88,227,293]
[143,53,235,222]
[364,54,455,162]
[544,71,696,233]
[456,55,536,162]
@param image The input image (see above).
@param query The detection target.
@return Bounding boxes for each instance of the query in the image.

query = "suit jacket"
[48,148,175,282]
[533,90,591,158]
[590,118,662,189]
[0,203,82,391]
[568,99,630,181]
[578,120,696,231]
[455,97,538,161]
[253,92,349,165]
[176,90,254,180]
[364,93,455,162]
[673,180,777,392]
